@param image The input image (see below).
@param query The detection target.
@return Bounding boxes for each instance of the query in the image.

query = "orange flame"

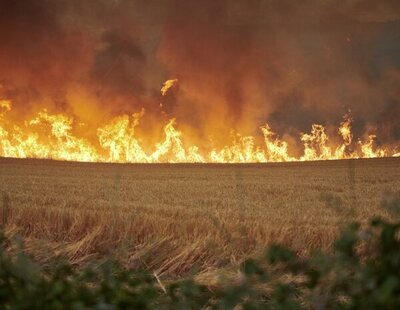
[160,78,178,96]
[0,100,397,163]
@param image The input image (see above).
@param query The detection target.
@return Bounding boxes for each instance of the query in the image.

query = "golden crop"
[0,158,399,278]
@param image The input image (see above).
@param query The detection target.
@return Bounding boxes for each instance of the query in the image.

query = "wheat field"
[0,158,399,278]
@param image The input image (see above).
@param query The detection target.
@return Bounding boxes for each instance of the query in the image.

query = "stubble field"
[0,157,399,278]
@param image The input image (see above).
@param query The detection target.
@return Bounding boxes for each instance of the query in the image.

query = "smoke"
[158,0,400,143]
[0,0,399,145]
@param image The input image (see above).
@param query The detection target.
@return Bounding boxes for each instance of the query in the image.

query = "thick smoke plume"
[0,0,399,147]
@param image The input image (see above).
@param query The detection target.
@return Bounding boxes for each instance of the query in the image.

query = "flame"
[97,110,148,163]
[261,125,295,162]
[300,124,332,161]
[338,116,353,146]
[359,135,387,158]
[334,116,353,159]
[0,99,398,163]
[0,100,11,113]
[160,78,178,96]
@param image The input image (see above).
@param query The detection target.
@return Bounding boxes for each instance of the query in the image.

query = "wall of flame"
[1,98,398,163]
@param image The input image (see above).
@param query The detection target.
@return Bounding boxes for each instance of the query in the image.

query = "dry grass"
[0,158,399,278]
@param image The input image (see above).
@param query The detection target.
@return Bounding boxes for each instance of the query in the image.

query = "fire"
[97,110,148,163]
[261,125,295,162]
[338,116,352,146]
[334,116,353,159]
[0,100,11,112]
[300,124,332,161]
[359,135,387,158]
[0,100,398,163]
[160,79,178,96]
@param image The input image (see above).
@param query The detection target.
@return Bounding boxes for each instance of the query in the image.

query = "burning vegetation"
[0,96,398,163]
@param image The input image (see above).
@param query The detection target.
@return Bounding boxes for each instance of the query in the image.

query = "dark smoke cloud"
[0,0,399,142]
[90,30,146,98]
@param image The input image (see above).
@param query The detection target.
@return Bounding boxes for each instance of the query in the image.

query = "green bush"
[1,194,400,309]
